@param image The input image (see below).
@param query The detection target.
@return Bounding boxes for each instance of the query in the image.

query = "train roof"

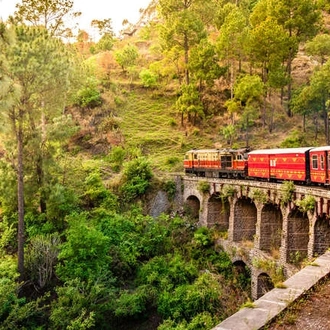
[310,146,330,152]
[185,148,248,153]
[248,147,312,155]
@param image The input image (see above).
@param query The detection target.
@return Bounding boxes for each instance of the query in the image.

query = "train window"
[221,155,232,168]
[321,155,324,170]
[328,154,330,170]
[236,155,242,160]
[312,155,318,169]
[194,154,197,159]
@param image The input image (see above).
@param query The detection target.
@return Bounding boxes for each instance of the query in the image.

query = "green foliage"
[56,213,112,282]
[163,179,177,200]
[251,188,268,203]
[295,195,316,213]
[50,278,114,329]
[281,181,295,204]
[139,69,158,88]
[107,146,126,172]
[46,183,80,225]
[221,184,237,198]
[81,170,118,210]
[114,45,139,71]
[157,272,222,321]
[74,77,102,108]
[193,227,214,247]
[0,218,16,256]
[0,256,18,280]
[222,124,237,147]
[158,311,216,330]
[189,38,226,87]
[0,277,47,329]
[114,285,153,317]
[95,34,114,52]
[120,157,153,202]
[280,130,307,147]
[176,83,204,124]
[197,181,210,194]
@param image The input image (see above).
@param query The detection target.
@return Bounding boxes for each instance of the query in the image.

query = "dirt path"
[265,277,330,329]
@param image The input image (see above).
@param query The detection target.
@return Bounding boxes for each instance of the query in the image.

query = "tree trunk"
[17,109,25,280]
[184,32,189,85]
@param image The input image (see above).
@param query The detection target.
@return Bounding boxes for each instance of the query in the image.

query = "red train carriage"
[309,146,330,185]
[184,148,249,178]
[247,147,312,183]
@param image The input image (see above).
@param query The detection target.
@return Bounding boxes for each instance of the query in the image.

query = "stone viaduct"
[179,176,330,300]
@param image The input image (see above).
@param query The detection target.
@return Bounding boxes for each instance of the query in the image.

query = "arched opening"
[260,203,282,254]
[314,214,330,256]
[233,198,257,242]
[184,195,200,221]
[257,273,274,299]
[287,208,309,264]
[207,193,230,230]
[233,260,251,293]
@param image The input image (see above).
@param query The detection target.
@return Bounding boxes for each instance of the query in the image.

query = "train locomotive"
[184,146,330,185]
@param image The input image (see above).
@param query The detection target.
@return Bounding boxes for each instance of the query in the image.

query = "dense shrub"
[120,157,153,202]
[74,77,102,108]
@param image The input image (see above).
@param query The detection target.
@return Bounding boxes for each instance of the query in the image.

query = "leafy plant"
[295,195,315,213]
[197,181,210,194]
[281,181,295,204]
[221,184,237,198]
[120,157,153,202]
[163,179,177,200]
[74,77,102,108]
[139,69,158,88]
[251,188,268,203]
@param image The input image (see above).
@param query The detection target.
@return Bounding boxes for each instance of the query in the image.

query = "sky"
[0,0,152,35]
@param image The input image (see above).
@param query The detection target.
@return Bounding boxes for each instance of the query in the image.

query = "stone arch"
[260,203,283,253]
[233,198,257,242]
[184,195,200,220]
[256,272,274,299]
[287,208,309,264]
[233,260,251,291]
[314,214,330,256]
[207,193,230,230]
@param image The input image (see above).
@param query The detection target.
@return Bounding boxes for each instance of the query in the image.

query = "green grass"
[117,89,211,173]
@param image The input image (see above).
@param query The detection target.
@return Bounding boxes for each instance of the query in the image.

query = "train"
[183,146,330,185]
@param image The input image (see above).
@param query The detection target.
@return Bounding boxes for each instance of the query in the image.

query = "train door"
[221,155,232,169]
[269,155,276,178]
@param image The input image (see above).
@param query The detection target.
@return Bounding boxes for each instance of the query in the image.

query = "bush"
[139,69,158,88]
[120,157,153,202]
[74,77,102,108]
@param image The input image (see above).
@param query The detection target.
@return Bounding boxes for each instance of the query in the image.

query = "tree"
[292,62,330,143]
[247,16,290,128]
[189,38,226,91]
[11,0,81,37]
[305,34,330,65]
[233,74,264,146]
[91,19,115,52]
[216,3,249,98]
[176,83,204,126]
[253,0,322,116]
[0,24,75,279]
[114,44,139,72]
[158,0,207,85]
